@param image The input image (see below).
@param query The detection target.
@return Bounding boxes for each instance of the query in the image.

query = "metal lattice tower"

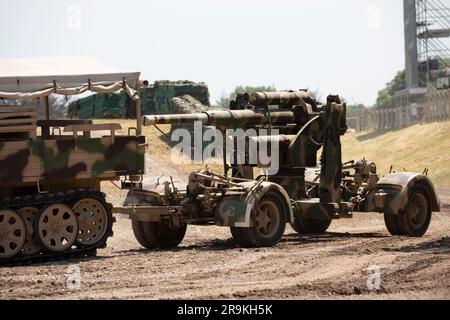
[415,0,450,87]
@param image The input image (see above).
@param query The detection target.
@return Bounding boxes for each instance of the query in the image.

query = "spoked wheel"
[391,186,432,237]
[0,210,26,259]
[231,192,287,248]
[18,207,41,255]
[132,220,187,249]
[36,204,79,252]
[255,200,281,238]
[72,197,109,246]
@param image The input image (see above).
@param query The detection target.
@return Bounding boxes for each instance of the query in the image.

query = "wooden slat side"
[0,118,36,125]
[0,105,36,112]
[0,112,36,120]
[0,125,37,133]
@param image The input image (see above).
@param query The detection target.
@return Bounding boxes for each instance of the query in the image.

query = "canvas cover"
[0,56,141,100]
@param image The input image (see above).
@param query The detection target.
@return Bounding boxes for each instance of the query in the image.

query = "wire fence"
[348,89,450,131]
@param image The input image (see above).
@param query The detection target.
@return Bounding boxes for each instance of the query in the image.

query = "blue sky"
[0,0,427,105]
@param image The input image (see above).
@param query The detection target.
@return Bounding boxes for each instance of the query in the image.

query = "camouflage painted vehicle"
[0,57,145,264]
[118,90,439,249]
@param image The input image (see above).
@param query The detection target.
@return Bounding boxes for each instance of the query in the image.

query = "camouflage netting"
[68,80,211,119]
[67,92,127,119]
[172,95,209,113]
[170,95,213,157]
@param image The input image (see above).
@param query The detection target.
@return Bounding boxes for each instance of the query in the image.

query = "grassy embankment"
[342,122,450,188]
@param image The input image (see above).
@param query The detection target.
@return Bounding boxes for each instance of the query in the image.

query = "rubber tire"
[231,192,287,248]
[290,216,332,234]
[132,221,187,249]
[395,185,432,237]
[230,226,257,247]
[132,220,154,249]
[383,213,402,236]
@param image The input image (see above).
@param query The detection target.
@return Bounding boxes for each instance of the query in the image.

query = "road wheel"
[231,192,286,248]
[132,220,187,249]
[291,216,332,234]
[71,197,110,247]
[36,204,79,252]
[0,210,26,259]
[18,207,41,255]
[396,186,432,237]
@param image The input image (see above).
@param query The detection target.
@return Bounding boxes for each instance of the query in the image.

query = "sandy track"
[1,209,449,300]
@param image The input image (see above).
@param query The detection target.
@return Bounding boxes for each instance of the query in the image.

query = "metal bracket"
[128,127,137,136]
[37,180,49,194]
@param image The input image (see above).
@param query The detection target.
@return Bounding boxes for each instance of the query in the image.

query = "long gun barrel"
[143,109,305,128]
[143,90,317,129]
[248,91,310,107]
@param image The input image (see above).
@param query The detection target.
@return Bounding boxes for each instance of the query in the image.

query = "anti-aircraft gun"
[120,90,440,249]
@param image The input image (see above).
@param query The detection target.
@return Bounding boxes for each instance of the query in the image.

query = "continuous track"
[0,190,114,267]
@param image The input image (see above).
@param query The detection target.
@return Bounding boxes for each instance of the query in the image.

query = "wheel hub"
[255,201,280,237]
[408,193,427,226]
[37,204,78,252]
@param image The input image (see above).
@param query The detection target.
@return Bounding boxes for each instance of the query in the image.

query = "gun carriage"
[119,90,440,249]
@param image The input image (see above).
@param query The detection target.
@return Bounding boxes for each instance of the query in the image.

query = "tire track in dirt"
[1,197,449,299]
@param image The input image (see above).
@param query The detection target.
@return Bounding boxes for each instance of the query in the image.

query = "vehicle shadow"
[281,231,388,244]
[383,237,450,254]
[109,232,390,257]
[18,233,448,267]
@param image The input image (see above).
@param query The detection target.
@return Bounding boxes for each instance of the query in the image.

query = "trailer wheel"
[132,221,187,249]
[131,220,154,249]
[290,216,332,234]
[231,192,287,248]
[230,227,256,247]
[383,214,401,236]
[395,185,432,237]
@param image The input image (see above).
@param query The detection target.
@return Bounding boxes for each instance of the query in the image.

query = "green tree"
[214,85,277,108]
[375,70,406,109]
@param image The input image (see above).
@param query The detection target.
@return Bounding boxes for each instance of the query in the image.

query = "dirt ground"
[0,158,449,300]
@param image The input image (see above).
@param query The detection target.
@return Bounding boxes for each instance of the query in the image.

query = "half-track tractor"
[0,57,146,264]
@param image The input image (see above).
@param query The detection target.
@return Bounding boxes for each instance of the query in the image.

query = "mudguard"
[214,181,294,227]
[366,172,440,215]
